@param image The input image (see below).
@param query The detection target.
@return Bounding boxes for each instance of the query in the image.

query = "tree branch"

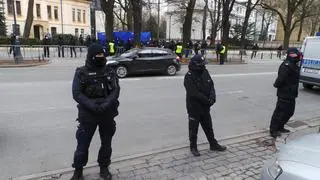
[114,11,128,26]
[262,3,286,30]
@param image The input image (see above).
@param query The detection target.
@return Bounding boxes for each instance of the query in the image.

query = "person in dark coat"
[58,35,65,58]
[9,34,16,55]
[184,54,227,156]
[43,35,50,58]
[200,40,207,56]
[71,43,120,180]
[251,43,259,59]
[70,35,77,58]
[269,47,301,138]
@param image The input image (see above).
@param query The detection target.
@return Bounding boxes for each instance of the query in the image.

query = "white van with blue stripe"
[300,35,320,89]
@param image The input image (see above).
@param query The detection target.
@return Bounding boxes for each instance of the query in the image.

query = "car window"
[138,49,153,58]
[152,49,170,57]
[120,49,138,57]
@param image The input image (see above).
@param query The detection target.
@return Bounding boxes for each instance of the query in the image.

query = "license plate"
[303,68,320,74]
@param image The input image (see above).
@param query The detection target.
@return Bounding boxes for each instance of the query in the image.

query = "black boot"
[100,166,112,180]
[190,142,200,156]
[210,143,227,152]
[279,128,290,133]
[270,130,281,138]
[70,168,83,180]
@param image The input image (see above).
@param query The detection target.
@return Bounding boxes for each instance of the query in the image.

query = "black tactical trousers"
[72,119,116,169]
[189,110,218,147]
[270,98,296,132]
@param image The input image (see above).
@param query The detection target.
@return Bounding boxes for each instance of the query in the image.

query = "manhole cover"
[287,121,308,128]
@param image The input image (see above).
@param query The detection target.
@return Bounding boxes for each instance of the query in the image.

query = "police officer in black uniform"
[184,54,227,156]
[270,47,301,138]
[71,43,120,180]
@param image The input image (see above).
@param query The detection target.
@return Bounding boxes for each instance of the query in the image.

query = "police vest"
[109,42,115,53]
[176,45,183,54]
[79,67,113,98]
[220,46,226,54]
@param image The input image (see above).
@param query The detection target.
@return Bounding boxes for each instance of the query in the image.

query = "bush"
[0,36,41,45]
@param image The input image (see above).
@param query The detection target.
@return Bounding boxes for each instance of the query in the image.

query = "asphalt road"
[1,59,320,179]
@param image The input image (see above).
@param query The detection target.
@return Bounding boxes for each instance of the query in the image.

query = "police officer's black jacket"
[273,58,300,100]
[72,54,120,122]
[184,67,216,117]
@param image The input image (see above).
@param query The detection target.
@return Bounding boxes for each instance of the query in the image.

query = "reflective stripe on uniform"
[176,45,183,54]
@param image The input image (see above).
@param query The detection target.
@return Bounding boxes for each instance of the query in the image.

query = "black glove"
[208,98,216,106]
[96,102,110,113]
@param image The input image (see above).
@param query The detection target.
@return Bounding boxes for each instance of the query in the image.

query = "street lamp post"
[157,0,160,42]
[12,0,23,64]
[169,14,172,41]
[60,0,63,34]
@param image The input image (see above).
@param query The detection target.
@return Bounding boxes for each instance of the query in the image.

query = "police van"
[299,33,320,89]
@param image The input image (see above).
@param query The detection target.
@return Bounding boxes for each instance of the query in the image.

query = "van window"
[303,39,320,59]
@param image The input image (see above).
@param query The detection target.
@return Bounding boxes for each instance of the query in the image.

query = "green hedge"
[0,34,82,45]
[0,36,41,45]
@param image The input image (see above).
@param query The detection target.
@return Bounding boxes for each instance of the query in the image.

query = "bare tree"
[130,0,142,46]
[261,0,314,49]
[240,0,260,51]
[182,0,197,47]
[209,0,221,46]
[23,0,34,38]
[202,0,208,41]
[115,0,133,31]
[101,0,115,41]
[221,0,236,45]
[297,0,315,41]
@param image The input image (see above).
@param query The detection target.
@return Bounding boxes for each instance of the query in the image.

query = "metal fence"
[0,45,286,62]
[0,45,127,60]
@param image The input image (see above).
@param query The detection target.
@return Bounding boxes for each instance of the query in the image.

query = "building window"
[47,5,52,19]
[36,4,41,18]
[51,27,57,36]
[72,8,75,22]
[75,28,79,37]
[54,6,58,20]
[16,1,21,15]
[12,24,20,36]
[7,0,13,15]
[77,9,81,22]
[80,29,84,34]
[82,10,86,23]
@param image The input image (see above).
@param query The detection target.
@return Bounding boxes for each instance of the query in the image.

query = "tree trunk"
[283,8,293,49]
[127,0,133,31]
[221,0,235,45]
[130,0,142,46]
[23,0,34,38]
[240,0,252,51]
[101,0,115,41]
[297,19,304,41]
[182,0,197,47]
[202,0,208,41]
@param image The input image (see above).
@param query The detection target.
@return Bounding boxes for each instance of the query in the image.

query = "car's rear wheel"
[303,83,313,90]
[166,65,177,76]
[116,65,128,78]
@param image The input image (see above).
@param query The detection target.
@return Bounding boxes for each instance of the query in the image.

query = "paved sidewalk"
[14,118,320,180]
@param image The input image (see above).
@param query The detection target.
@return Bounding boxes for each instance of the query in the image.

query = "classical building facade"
[4,0,91,39]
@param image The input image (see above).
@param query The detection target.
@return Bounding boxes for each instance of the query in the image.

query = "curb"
[0,61,51,68]
[12,129,268,180]
[12,118,320,180]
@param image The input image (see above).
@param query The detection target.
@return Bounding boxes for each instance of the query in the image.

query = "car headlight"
[268,160,283,179]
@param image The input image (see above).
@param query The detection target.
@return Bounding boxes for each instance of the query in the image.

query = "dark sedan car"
[107,48,181,78]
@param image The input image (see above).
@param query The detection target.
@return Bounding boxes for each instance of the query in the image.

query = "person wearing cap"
[71,43,120,180]
[184,54,227,156]
[269,47,301,138]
